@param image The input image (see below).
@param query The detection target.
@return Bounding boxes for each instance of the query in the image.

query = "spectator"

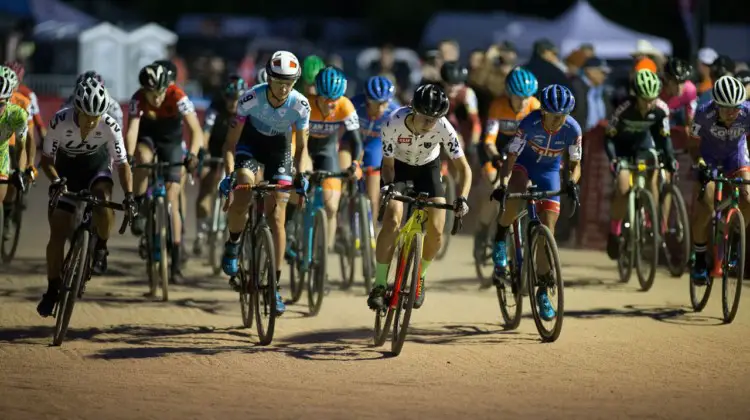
[698,55,735,106]
[696,47,718,94]
[496,41,517,67]
[438,39,460,62]
[736,70,750,99]
[630,39,665,71]
[570,57,612,131]
[420,49,442,84]
[524,39,570,91]
[166,44,189,87]
[565,43,595,76]
[735,62,749,72]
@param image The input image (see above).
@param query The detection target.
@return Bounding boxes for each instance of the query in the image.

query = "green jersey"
[0,103,29,150]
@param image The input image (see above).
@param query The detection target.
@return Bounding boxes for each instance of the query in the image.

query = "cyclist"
[5,61,44,151]
[60,71,123,127]
[301,66,362,249]
[490,84,582,321]
[441,61,482,158]
[367,84,472,311]
[349,76,400,220]
[0,71,29,211]
[689,76,750,285]
[661,57,697,129]
[297,55,326,96]
[193,75,247,255]
[36,78,135,317]
[220,51,311,316]
[476,67,540,251]
[126,63,203,283]
[604,69,676,259]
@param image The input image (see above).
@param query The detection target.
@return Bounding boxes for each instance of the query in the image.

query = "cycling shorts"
[512,163,561,212]
[137,136,184,183]
[362,139,382,171]
[235,122,292,186]
[393,157,444,198]
[54,149,113,213]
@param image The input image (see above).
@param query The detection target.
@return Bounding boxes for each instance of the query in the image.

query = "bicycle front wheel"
[391,233,422,356]
[287,210,305,304]
[373,239,403,347]
[661,184,690,277]
[239,229,254,329]
[337,194,355,290]
[497,221,523,330]
[527,224,564,342]
[209,195,225,275]
[156,197,170,301]
[253,225,277,345]
[53,230,89,346]
[358,194,375,292]
[308,210,328,316]
[722,210,745,323]
[635,189,659,291]
[1,196,24,263]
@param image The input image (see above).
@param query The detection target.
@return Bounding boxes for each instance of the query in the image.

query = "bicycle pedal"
[228,277,241,292]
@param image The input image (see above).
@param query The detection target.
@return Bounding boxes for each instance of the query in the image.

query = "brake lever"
[450,215,462,235]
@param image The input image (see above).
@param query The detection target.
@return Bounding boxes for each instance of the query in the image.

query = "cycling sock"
[374,263,389,287]
[693,243,707,269]
[229,232,241,243]
[171,243,181,269]
[610,219,622,236]
[495,224,509,243]
[275,271,281,286]
[420,258,432,278]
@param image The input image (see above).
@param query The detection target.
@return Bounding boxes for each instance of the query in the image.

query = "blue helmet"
[365,76,394,102]
[540,84,575,114]
[505,67,538,97]
[315,66,347,99]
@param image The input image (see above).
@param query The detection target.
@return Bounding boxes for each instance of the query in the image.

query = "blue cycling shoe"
[275,291,286,315]
[536,287,556,321]
[492,241,508,280]
[222,241,240,276]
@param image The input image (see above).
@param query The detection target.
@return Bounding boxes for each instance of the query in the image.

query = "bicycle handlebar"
[377,187,463,236]
[492,186,580,220]
[51,186,132,235]
[133,161,187,170]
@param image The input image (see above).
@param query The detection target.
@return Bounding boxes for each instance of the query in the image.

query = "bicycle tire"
[635,189,659,291]
[661,184,690,277]
[475,222,497,288]
[722,210,745,323]
[358,194,375,292]
[209,195,224,275]
[1,197,24,263]
[156,198,170,301]
[497,223,523,330]
[253,225,277,345]
[617,220,635,283]
[337,194,355,290]
[52,229,89,346]
[391,232,421,356]
[435,174,455,260]
[373,239,403,347]
[287,210,305,304]
[307,210,328,316]
[0,205,5,263]
[239,229,254,329]
[145,200,158,297]
[527,224,564,342]
[689,246,714,312]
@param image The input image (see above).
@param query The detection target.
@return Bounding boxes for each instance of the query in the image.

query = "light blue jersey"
[236,84,310,136]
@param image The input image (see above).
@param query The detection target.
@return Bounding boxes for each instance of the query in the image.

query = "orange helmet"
[634,57,657,73]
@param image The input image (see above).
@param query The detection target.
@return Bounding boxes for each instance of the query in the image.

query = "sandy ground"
[1,183,750,420]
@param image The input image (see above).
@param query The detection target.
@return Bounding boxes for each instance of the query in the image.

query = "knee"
[426,220,443,242]
[272,203,286,227]
[382,209,401,233]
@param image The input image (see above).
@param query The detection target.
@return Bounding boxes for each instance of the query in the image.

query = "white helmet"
[712,75,746,107]
[256,67,268,84]
[0,75,14,99]
[265,51,301,81]
[73,76,109,116]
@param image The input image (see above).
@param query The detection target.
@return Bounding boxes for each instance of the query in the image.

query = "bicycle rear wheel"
[1,196,24,263]
[53,229,89,346]
[475,222,497,288]
[661,184,690,277]
[436,173,455,260]
[373,239,403,347]
[391,233,421,356]
[527,224,564,342]
[690,246,714,312]
[635,190,659,291]
[239,229,254,328]
[307,210,328,316]
[209,195,225,275]
[337,194,355,290]
[722,210,745,323]
[253,225,277,345]
[358,195,375,292]
[497,221,523,330]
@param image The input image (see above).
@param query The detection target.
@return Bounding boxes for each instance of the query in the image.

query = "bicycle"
[336,172,375,293]
[657,150,690,277]
[690,166,747,323]
[286,170,349,316]
[373,183,462,356]
[48,185,131,346]
[492,184,579,342]
[615,159,660,291]
[228,181,295,345]
[0,170,31,263]
[194,156,227,275]
[133,159,187,301]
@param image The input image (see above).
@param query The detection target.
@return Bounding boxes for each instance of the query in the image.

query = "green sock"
[375,263,389,287]
[420,259,432,278]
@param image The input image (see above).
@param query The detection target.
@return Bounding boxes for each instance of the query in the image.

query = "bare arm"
[184,112,204,156]
[40,155,59,182]
[294,126,311,173]
[452,155,472,197]
[125,116,141,157]
[381,157,395,184]
[117,162,133,194]
[223,117,244,176]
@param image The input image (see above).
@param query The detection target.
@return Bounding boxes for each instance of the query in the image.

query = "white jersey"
[43,108,128,165]
[60,94,124,128]
[381,106,464,166]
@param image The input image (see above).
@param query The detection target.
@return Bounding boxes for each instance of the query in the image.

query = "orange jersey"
[484,96,540,146]
[9,91,32,147]
[306,95,359,156]
[16,84,43,129]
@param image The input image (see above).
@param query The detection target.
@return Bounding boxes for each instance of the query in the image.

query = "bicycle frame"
[706,169,743,276]
[345,176,375,251]
[299,184,325,272]
[386,207,428,309]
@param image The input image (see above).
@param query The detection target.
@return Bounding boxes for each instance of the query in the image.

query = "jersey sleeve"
[464,88,479,114]
[203,108,218,133]
[294,96,311,131]
[172,87,196,116]
[108,100,124,128]
[484,99,502,144]
[566,118,583,161]
[340,99,360,131]
[103,115,127,165]
[128,92,144,118]
[605,100,630,138]
[43,112,64,157]
[440,118,464,159]
[381,118,396,158]
[14,109,29,144]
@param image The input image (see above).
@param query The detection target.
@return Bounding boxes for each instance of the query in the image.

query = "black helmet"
[139,63,170,91]
[710,55,735,81]
[153,59,177,83]
[412,84,450,118]
[664,57,692,83]
[440,61,468,85]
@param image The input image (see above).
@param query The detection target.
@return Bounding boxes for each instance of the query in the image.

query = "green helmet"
[302,55,326,85]
[634,69,661,99]
[0,66,18,89]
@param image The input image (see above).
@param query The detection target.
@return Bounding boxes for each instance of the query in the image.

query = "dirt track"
[1,183,749,420]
